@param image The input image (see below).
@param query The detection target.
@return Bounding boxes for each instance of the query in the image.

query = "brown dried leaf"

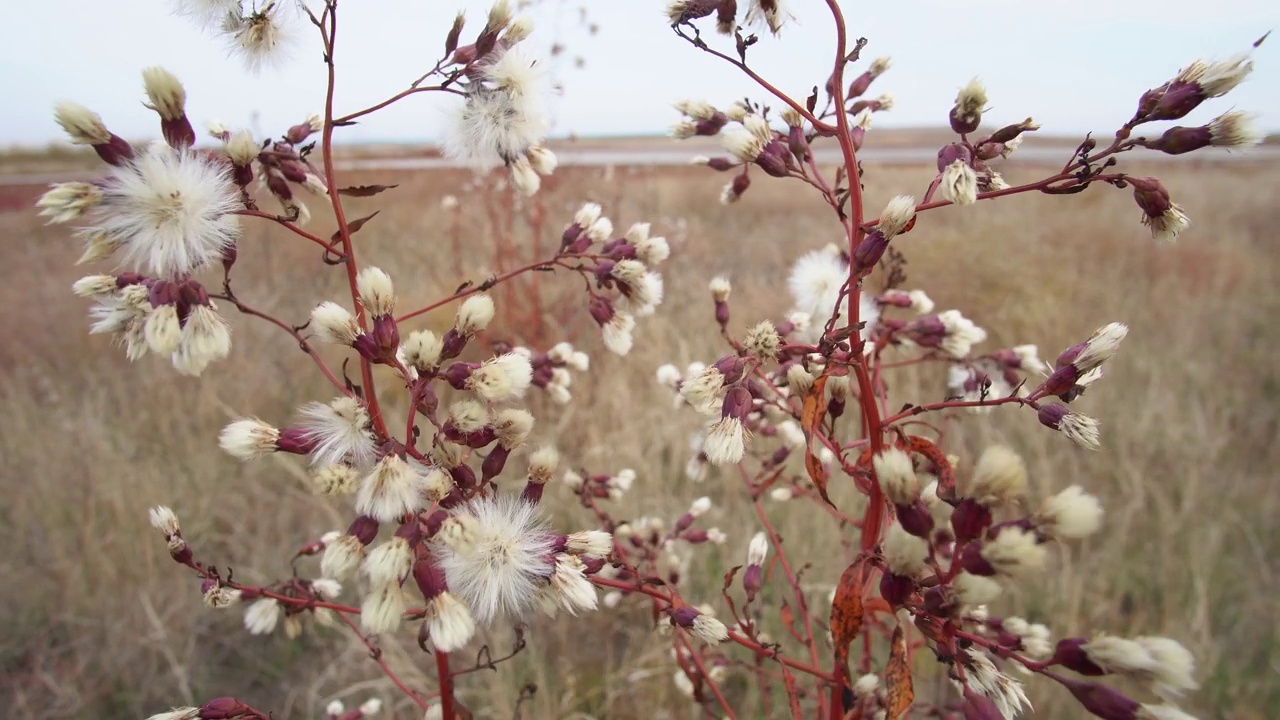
[830,557,866,687]
[907,435,954,502]
[801,371,834,506]
[884,623,915,718]
[330,211,380,242]
[337,184,399,197]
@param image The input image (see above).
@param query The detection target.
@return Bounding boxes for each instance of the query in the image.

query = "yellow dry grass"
[1,157,1278,719]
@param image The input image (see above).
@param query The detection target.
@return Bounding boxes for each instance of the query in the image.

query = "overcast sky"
[2,0,1277,147]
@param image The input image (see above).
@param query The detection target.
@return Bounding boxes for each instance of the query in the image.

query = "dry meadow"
[1,155,1278,719]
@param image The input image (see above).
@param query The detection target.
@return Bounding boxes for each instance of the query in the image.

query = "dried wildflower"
[363,536,414,586]
[467,352,534,401]
[402,330,444,373]
[1207,111,1263,148]
[599,308,635,356]
[878,195,917,239]
[224,4,295,73]
[219,418,280,460]
[968,446,1028,507]
[744,320,781,361]
[980,526,1047,578]
[434,494,556,623]
[456,294,496,335]
[940,159,979,206]
[243,598,282,635]
[950,571,1003,606]
[873,448,920,505]
[54,101,112,146]
[356,267,396,318]
[83,145,240,278]
[1038,403,1102,450]
[950,78,988,134]
[746,0,790,35]
[1129,177,1190,243]
[882,523,927,576]
[527,446,559,485]
[355,455,428,523]
[297,397,376,469]
[149,505,181,537]
[937,309,988,358]
[1035,485,1103,539]
[493,408,535,450]
[541,553,598,616]
[565,530,612,558]
[704,416,746,465]
[787,249,880,344]
[361,582,409,634]
[445,48,550,167]
[37,182,103,224]
[321,534,366,580]
[956,650,1032,718]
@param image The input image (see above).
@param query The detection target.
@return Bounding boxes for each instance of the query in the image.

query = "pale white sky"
[2,1,1277,146]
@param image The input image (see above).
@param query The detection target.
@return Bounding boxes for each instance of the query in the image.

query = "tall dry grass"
[1,159,1277,719]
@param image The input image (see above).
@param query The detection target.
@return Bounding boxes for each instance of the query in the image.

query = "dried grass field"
[1,155,1278,719]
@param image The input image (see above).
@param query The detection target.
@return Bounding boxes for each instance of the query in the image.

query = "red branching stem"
[234,208,339,253]
[395,259,557,323]
[335,85,462,125]
[436,651,456,720]
[676,632,738,719]
[880,395,1032,426]
[320,2,387,439]
[749,491,822,672]
[335,612,433,712]
[212,292,350,396]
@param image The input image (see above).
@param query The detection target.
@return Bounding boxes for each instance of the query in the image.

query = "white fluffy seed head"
[356,267,396,317]
[38,182,103,224]
[493,408,535,449]
[148,505,180,536]
[88,145,240,278]
[354,455,427,523]
[940,159,979,206]
[1074,322,1129,374]
[873,448,920,505]
[566,530,613,558]
[141,66,187,121]
[360,582,408,634]
[950,572,1003,606]
[444,48,550,167]
[297,397,377,469]
[243,598,282,635]
[218,418,279,460]
[467,352,534,401]
[448,399,490,433]
[878,195,917,238]
[321,534,366,580]
[311,302,361,345]
[882,523,927,576]
[363,536,414,586]
[980,526,1047,578]
[426,592,476,652]
[747,531,769,567]
[456,294,496,335]
[601,311,635,355]
[402,330,444,372]
[708,276,732,302]
[704,417,747,465]
[434,494,556,624]
[54,101,110,145]
[1035,485,1103,540]
[967,446,1028,507]
[527,446,559,484]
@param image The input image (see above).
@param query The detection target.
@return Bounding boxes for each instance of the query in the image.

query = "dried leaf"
[722,565,741,592]
[330,211,380,242]
[802,372,834,506]
[337,184,399,197]
[884,623,915,718]
[779,600,804,644]
[907,435,954,502]
[830,558,866,687]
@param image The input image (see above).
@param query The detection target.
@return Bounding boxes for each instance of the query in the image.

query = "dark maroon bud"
[352,333,382,363]
[423,509,449,537]
[520,481,544,505]
[286,121,315,145]
[766,445,792,468]
[896,501,935,539]
[94,134,135,166]
[788,125,811,162]
[394,519,421,543]
[937,142,973,171]
[974,142,1005,161]
[742,564,763,601]
[372,315,400,358]
[199,697,252,719]
[442,362,477,390]
[415,383,439,422]
[221,242,238,272]
[852,229,889,274]
[669,0,719,23]
[1148,81,1204,122]
[695,113,729,137]
[481,445,509,482]
[957,542,996,576]
[921,585,952,616]
[846,71,874,99]
[1144,125,1212,155]
[161,116,196,150]
[275,428,317,455]
[560,223,583,251]
[450,464,476,490]
[588,295,614,326]
[849,125,867,151]
[440,328,467,361]
[714,0,736,32]
[730,170,751,198]
[1050,638,1107,676]
[1035,365,1080,399]
[201,578,218,594]
[443,13,465,56]
[474,28,499,61]
[348,516,380,545]
[714,300,730,329]
[712,355,746,384]
[682,528,709,543]
[170,544,193,565]
[827,396,845,420]
[669,605,701,628]
[879,572,914,608]
[1037,403,1071,431]
[1129,176,1173,218]
[950,499,992,546]
[264,168,293,200]
[705,156,736,171]
[1058,677,1141,720]
[755,141,791,178]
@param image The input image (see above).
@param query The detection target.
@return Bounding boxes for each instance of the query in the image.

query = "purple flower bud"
[722,385,753,420]
[348,516,380,545]
[706,156,736,171]
[896,501,935,538]
[958,542,996,576]
[713,355,747,384]
[1050,638,1107,675]
[788,125,811,162]
[482,444,509,482]
[879,572,914,608]
[275,428,317,455]
[450,464,476,491]
[743,564,763,601]
[846,71,875,99]
[199,697,252,719]
[286,121,315,145]
[412,554,447,601]
[756,140,792,178]
[1058,677,1141,720]
[372,315,400,359]
[161,116,196,150]
[937,143,973,172]
[589,295,615,326]
[950,498,991,545]
[852,229,889,274]
[439,328,467,361]
[669,605,701,628]
[962,686,1006,720]
[714,300,730,329]
[1145,125,1213,155]
[695,113,729,137]
[1035,365,1080,399]
[520,481,544,505]
[1037,403,1071,430]
[442,361,478,390]
[94,133,135,166]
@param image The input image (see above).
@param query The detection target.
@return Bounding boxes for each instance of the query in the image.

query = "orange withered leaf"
[802,371,834,506]
[885,623,915,718]
[830,557,867,687]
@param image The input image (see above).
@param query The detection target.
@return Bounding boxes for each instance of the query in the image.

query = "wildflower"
[218,418,280,460]
[565,530,613,558]
[83,145,240,278]
[145,304,182,353]
[297,397,377,469]
[878,195,917,239]
[940,159,979,206]
[1068,322,1129,375]
[592,300,635,356]
[957,650,1032,718]
[321,534,366,580]
[669,606,729,643]
[356,267,396,318]
[455,294,496,335]
[243,598,282,635]
[465,352,533,402]
[445,48,550,167]
[363,536,414,586]
[361,582,409,634]
[709,276,731,302]
[224,4,295,73]
[310,578,342,600]
[950,572,1003,606]
[980,526,1047,578]
[541,553,598,615]
[141,67,194,148]
[743,320,781,362]
[1128,177,1189,243]
[492,408,535,450]
[424,591,476,652]
[967,446,1028,507]
[434,494,556,623]
[402,330,444,374]
[170,303,232,376]
[354,455,428,523]
[527,446,559,485]
[873,448,920,505]
[745,0,790,34]
[37,182,103,224]
[937,309,987,358]
[1037,403,1102,450]
[53,101,112,145]
[1207,111,1263,148]
[950,78,988,134]
[359,699,383,716]
[787,248,880,344]
[882,523,927,576]
[149,506,181,537]
[1035,485,1103,539]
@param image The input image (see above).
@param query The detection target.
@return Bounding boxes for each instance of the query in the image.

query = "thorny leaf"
[781,667,804,720]
[330,211,380,242]
[885,623,915,718]
[337,184,399,197]
[802,371,834,506]
[830,557,866,690]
